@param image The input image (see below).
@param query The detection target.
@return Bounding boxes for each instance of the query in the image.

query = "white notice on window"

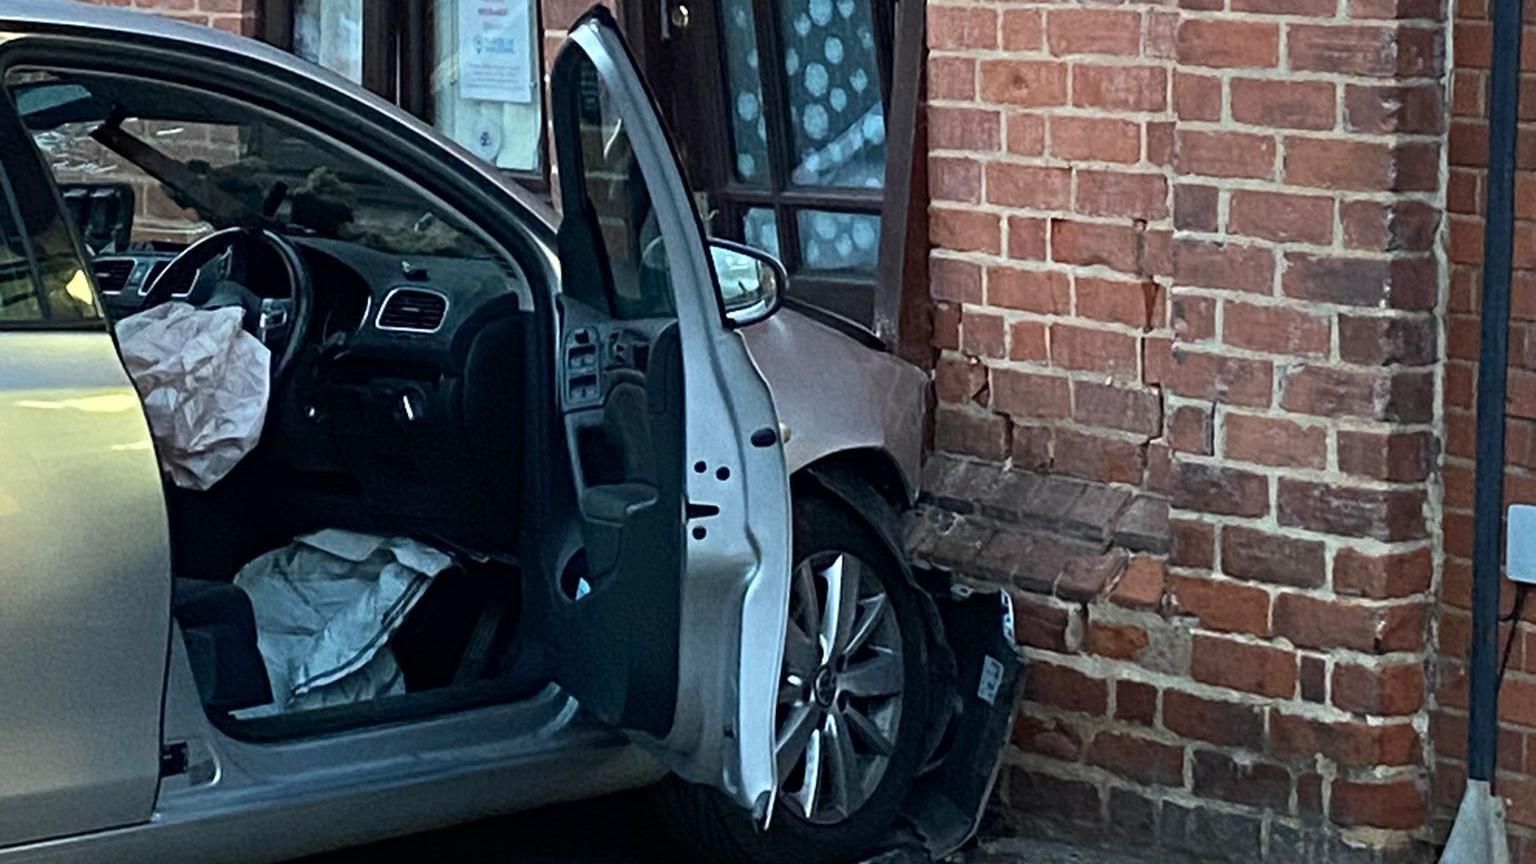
[457,0,534,104]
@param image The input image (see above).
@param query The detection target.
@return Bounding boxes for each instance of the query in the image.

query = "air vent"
[92,258,135,294]
[376,287,449,333]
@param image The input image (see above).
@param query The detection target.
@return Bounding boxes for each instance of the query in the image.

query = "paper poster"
[457,0,534,104]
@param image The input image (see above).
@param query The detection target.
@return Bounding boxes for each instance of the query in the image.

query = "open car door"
[547,9,793,821]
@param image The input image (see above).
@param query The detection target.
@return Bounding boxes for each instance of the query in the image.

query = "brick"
[1073,380,1162,437]
[1009,770,1102,826]
[1177,19,1280,68]
[931,257,982,304]
[1051,325,1139,378]
[1001,9,1043,52]
[1005,113,1046,156]
[1331,778,1426,830]
[928,5,996,50]
[927,56,976,102]
[1347,84,1444,135]
[1192,634,1297,698]
[1230,79,1337,131]
[929,106,1001,152]
[929,156,981,203]
[1177,131,1277,179]
[1012,712,1083,760]
[985,163,1071,210]
[1088,732,1184,787]
[1051,220,1139,273]
[1087,621,1149,661]
[980,60,1068,107]
[1164,690,1264,749]
[1162,804,1263,863]
[935,356,988,406]
[934,406,1011,461]
[1341,200,1441,252]
[1072,65,1167,112]
[1047,9,1141,56]
[1223,412,1327,470]
[1235,0,1336,13]
[1284,137,1392,190]
[931,207,1000,254]
[1168,350,1274,408]
[1170,519,1215,569]
[1221,525,1328,588]
[1008,217,1049,261]
[1173,462,1268,518]
[1338,430,1436,482]
[1174,73,1222,121]
[1168,574,1270,636]
[1276,479,1428,541]
[1289,24,1431,78]
[1300,655,1327,703]
[992,369,1070,420]
[1272,593,1426,654]
[988,267,1070,313]
[1026,662,1109,716]
[1192,750,1294,809]
[1228,190,1335,245]
[1173,239,1275,293]
[1270,712,1420,767]
[961,311,1005,359]
[1078,277,1155,328]
[1050,117,1140,163]
[1012,593,1075,652]
[1337,314,1438,365]
[1058,549,1129,601]
[1223,301,1331,358]
[1053,429,1146,488]
[1282,365,1430,421]
[1169,405,1213,454]
[1283,253,1394,306]
[1173,185,1220,232]
[1112,555,1168,609]
[1010,321,1048,362]
[1333,546,1434,599]
[1075,171,1169,221]
[1333,662,1426,716]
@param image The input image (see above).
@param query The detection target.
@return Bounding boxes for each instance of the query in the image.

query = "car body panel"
[0,332,172,848]
[550,15,791,816]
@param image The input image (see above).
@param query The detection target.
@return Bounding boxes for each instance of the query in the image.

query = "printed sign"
[457,0,534,104]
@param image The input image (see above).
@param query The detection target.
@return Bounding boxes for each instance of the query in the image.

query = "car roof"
[0,0,561,235]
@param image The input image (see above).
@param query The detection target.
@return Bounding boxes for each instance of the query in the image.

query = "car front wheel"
[657,492,931,864]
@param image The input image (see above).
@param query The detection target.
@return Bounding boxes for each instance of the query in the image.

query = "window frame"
[263,0,550,192]
[634,0,923,346]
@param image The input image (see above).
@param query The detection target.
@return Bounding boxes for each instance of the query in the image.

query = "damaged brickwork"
[924,0,1446,861]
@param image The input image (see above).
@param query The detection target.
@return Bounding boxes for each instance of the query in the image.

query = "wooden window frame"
[634,0,924,347]
[262,0,550,193]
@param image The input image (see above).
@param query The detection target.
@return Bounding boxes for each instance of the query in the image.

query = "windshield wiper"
[88,105,261,229]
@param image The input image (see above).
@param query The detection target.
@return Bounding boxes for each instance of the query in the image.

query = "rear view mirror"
[709,239,786,328]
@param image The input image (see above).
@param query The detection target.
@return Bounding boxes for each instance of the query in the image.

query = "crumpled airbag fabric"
[116,301,270,490]
[232,530,453,717]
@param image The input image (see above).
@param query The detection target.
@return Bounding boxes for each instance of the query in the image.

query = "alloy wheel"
[775,551,905,825]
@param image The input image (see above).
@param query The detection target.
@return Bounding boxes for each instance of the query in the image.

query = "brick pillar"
[921,1,1446,861]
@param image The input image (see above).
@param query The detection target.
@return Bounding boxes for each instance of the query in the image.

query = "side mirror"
[709,239,786,328]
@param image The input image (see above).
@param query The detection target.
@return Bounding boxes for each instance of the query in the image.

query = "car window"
[0,164,101,325]
[570,59,675,321]
[6,68,497,261]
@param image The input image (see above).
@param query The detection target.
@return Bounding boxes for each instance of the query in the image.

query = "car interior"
[2,62,689,739]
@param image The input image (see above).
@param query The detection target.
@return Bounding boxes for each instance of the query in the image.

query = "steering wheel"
[142,226,314,384]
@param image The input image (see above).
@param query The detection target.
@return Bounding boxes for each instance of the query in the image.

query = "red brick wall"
[83,0,258,35]
[1436,2,1536,858]
[924,0,1447,860]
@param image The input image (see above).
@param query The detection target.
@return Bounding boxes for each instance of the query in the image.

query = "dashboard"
[93,235,537,552]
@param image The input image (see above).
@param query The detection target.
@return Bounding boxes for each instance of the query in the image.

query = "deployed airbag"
[233,530,453,717]
[116,301,270,490]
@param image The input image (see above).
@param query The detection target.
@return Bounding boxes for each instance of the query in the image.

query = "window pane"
[743,207,780,260]
[0,202,40,321]
[721,0,770,185]
[777,0,885,189]
[797,209,878,272]
[294,0,364,85]
[430,0,543,172]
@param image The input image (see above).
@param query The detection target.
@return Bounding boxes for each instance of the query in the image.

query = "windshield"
[9,69,494,259]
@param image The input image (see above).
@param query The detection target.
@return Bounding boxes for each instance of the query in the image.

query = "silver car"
[0,4,1016,863]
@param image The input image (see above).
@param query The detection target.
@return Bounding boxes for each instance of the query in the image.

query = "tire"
[656,492,931,864]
